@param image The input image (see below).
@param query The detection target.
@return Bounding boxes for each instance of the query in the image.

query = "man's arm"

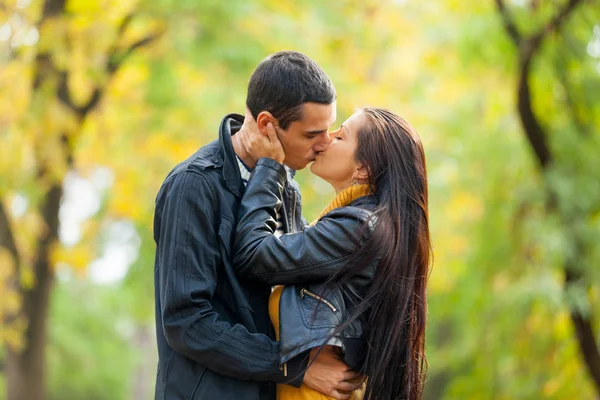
[155,171,304,384]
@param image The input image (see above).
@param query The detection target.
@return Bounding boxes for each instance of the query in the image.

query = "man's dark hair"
[246,51,336,130]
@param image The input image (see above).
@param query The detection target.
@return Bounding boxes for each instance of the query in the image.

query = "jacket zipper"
[300,288,337,312]
[291,188,296,232]
[280,362,288,376]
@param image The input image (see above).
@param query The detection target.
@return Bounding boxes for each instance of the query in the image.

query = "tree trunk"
[6,184,62,400]
[495,0,600,395]
[4,1,66,398]
[1,0,157,397]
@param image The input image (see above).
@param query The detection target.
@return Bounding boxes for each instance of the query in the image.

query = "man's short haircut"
[246,51,336,130]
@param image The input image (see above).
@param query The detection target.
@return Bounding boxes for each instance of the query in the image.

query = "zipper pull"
[299,288,337,312]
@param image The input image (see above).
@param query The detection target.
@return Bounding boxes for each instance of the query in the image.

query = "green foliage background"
[0,0,599,399]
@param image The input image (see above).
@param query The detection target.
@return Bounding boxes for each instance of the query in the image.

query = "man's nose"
[314,131,332,152]
[320,130,333,145]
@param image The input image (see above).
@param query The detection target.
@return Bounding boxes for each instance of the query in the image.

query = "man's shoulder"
[164,140,224,181]
[156,140,225,199]
[173,139,222,173]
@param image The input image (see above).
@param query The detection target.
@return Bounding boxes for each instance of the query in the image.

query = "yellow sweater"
[269,184,371,400]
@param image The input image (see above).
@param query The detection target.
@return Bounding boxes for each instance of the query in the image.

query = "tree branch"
[107,33,161,75]
[41,0,66,20]
[530,0,583,50]
[57,14,132,113]
[516,60,552,168]
[0,198,21,329]
[116,14,134,40]
[514,0,585,168]
[495,0,521,46]
[57,71,76,112]
[76,30,162,118]
[55,13,161,119]
[554,50,592,137]
[502,0,584,169]
[33,0,67,91]
[497,0,584,63]
[0,198,20,269]
[565,264,600,393]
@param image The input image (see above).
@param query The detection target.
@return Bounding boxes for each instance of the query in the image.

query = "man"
[154,51,360,399]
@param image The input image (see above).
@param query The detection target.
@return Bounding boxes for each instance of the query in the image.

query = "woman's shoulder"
[320,199,377,224]
[349,194,378,210]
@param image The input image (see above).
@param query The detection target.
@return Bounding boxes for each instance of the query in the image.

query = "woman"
[233,108,431,400]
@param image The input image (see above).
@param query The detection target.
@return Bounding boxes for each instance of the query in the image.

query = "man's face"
[276,102,336,170]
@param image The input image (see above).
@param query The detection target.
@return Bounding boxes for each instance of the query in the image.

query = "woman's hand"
[303,345,364,400]
[243,121,285,164]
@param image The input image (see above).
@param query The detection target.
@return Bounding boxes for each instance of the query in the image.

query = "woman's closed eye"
[330,127,344,141]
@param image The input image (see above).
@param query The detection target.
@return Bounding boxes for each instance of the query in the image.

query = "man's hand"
[303,346,364,400]
[241,121,285,164]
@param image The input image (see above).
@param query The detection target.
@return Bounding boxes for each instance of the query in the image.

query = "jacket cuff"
[282,350,310,388]
[255,157,287,177]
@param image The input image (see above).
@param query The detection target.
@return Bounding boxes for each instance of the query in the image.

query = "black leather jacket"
[233,158,378,372]
[154,115,307,400]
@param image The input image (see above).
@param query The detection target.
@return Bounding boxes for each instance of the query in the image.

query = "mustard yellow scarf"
[311,184,372,225]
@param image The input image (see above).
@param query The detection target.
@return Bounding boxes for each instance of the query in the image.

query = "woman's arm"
[233,158,371,286]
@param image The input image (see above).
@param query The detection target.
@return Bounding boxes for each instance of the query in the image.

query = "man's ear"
[353,164,370,183]
[256,111,279,136]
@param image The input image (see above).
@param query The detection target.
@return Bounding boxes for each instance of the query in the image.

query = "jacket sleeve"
[155,170,305,385]
[233,158,371,286]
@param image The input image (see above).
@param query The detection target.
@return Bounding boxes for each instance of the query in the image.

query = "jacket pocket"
[164,352,207,399]
[190,366,207,399]
[297,286,339,329]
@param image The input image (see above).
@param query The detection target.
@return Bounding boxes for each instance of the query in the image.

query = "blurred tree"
[495,0,600,394]
[421,1,600,399]
[1,0,598,399]
[0,0,162,398]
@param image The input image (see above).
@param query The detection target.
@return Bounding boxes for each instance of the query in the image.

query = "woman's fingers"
[266,122,277,142]
[266,122,285,163]
[336,379,362,393]
[329,390,351,400]
[342,369,362,382]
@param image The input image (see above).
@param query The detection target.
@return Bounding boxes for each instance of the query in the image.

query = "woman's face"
[310,111,368,192]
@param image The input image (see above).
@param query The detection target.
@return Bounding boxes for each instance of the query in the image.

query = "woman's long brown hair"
[326,108,431,399]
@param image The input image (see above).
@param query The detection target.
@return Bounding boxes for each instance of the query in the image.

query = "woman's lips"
[311,152,323,162]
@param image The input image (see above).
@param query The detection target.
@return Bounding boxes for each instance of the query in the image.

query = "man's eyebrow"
[306,129,328,135]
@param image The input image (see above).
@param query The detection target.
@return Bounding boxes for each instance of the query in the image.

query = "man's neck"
[232,126,258,169]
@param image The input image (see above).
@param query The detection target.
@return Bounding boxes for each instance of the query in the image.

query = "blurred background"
[1,0,599,399]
